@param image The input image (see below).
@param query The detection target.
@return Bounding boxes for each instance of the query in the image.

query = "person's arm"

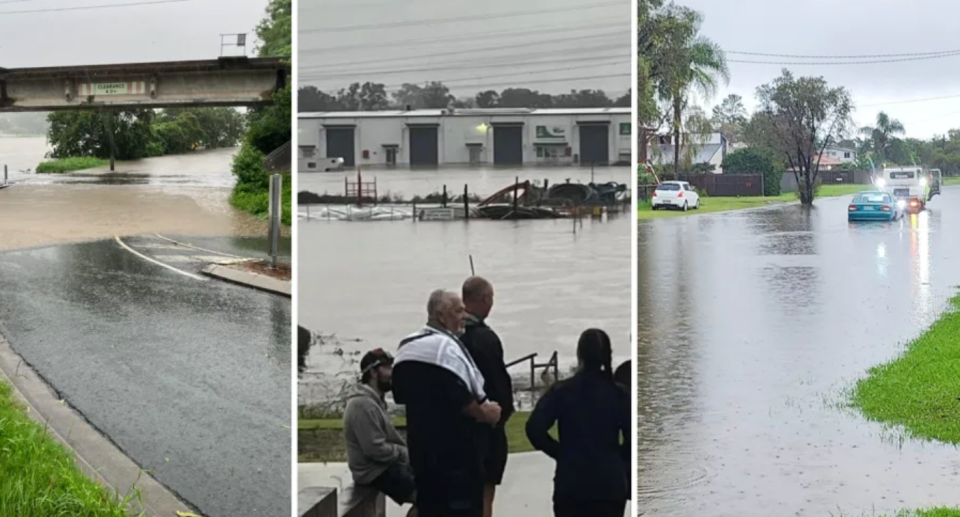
[618,388,630,468]
[525,385,561,460]
[348,400,404,464]
[432,365,500,424]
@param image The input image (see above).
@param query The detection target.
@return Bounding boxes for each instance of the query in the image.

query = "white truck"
[875,166,938,212]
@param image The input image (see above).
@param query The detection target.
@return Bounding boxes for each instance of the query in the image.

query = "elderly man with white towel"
[392,289,502,517]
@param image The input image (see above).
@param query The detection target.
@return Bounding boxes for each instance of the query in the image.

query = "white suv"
[651,181,700,211]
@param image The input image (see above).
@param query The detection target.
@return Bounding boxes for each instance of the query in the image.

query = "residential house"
[648,132,729,173]
[822,145,857,165]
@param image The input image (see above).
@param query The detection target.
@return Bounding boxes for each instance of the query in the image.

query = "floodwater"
[298,169,631,406]
[638,189,960,516]
[299,166,629,199]
[0,137,273,251]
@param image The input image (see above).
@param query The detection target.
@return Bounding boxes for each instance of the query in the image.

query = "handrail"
[505,351,560,390]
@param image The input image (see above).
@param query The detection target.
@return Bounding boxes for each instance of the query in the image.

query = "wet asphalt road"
[638,187,960,516]
[0,236,291,517]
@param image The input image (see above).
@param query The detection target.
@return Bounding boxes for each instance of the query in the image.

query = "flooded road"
[0,237,291,517]
[299,166,630,198]
[638,189,960,515]
[0,137,272,251]
[298,172,631,405]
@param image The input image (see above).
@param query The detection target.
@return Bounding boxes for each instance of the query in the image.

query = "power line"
[300,58,628,86]
[728,52,960,66]
[378,66,629,91]
[300,34,627,72]
[727,49,960,59]
[0,0,189,15]
[380,72,630,92]
[301,1,625,34]
[861,93,960,108]
[299,17,623,56]
[300,54,627,81]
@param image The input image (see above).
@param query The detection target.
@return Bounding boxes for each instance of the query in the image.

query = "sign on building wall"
[619,122,631,136]
[535,125,565,139]
[77,82,147,96]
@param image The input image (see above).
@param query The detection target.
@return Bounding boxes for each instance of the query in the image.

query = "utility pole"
[106,110,116,172]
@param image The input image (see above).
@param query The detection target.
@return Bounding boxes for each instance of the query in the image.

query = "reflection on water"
[299,166,630,198]
[638,194,960,516]
[299,211,631,405]
[0,138,271,251]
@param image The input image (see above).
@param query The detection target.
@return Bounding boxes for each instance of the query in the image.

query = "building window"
[844,152,851,158]
[619,123,631,136]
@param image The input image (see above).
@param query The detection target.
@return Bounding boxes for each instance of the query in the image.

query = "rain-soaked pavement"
[298,167,631,406]
[0,137,292,516]
[638,188,960,516]
[0,236,291,517]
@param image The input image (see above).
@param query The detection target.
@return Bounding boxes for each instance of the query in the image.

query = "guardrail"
[505,351,559,390]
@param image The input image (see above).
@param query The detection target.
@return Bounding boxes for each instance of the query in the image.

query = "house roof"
[650,143,722,165]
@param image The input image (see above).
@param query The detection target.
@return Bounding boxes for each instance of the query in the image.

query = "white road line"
[114,236,204,281]
[152,233,244,259]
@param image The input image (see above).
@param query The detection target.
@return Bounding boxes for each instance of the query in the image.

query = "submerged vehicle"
[848,191,903,222]
[875,166,929,212]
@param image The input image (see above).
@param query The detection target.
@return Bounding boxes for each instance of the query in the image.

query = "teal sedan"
[848,191,903,222]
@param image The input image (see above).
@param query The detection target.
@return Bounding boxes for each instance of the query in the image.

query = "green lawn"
[851,294,960,445]
[299,411,553,462]
[0,379,139,516]
[943,176,960,186]
[35,157,109,174]
[841,510,960,517]
[638,184,868,220]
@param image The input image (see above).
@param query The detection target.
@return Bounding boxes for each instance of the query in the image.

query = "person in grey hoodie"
[343,348,418,516]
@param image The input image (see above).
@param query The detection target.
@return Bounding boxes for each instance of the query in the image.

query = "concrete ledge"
[299,487,337,517]
[0,331,191,517]
[202,263,291,297]
[298,484,385,517]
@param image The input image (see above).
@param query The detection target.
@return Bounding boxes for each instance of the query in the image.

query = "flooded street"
[298,167,632,406]
[299,166,629,199]
[0,137,271,251]
[638,189,960,515]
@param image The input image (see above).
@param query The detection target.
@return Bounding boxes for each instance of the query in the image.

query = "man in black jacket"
[460,276,515,517]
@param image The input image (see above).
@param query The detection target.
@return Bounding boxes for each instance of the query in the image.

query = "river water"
[638,191,960,516]
[298,166,632,406]
[0,137,273,251]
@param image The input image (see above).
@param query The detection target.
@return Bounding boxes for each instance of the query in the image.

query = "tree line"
[46,108,246,161]
[299,81,630,112]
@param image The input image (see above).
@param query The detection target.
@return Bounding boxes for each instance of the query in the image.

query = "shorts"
[367,462,416,505]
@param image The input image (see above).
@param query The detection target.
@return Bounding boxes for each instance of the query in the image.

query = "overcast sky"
[298,0,631,98]
[684,0,960,139]
[0,0,268,68]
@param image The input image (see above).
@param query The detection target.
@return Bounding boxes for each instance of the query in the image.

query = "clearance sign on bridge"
[77,81,147,96]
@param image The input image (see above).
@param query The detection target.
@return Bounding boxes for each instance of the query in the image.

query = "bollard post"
[463,184,470,220]
[268,173,282,268]
[512,176,519,219]
[3,165,7,185]
[442,185,447,208]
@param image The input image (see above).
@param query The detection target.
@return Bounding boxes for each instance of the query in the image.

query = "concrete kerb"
[202,263,292,298]
[0,328,193,517]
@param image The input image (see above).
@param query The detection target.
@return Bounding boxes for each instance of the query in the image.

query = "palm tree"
[655,5,729,175]
[860,112,905,167]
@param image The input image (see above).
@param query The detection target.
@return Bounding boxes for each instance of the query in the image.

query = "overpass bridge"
[0,56,288,112]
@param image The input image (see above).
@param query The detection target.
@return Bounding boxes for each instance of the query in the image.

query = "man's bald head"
[462,276,494,319]
[427,289,467,335]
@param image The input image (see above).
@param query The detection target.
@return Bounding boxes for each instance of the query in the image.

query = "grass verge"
[299,411,550,462]
[638,184,873,220]
[35,157,109,174]
[0,379,137,516]
[851,294,960,445]
[230,171,292,226]
[842,510,960,517]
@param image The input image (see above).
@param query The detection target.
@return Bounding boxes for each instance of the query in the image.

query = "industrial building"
[297,107,631,170]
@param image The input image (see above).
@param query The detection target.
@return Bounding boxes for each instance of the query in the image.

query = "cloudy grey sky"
[298,0,631,98]
[685,0,960,139]
[0,0,270,68]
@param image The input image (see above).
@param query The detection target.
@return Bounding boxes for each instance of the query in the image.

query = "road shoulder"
[202,263,292,297]
[0,329,192,517]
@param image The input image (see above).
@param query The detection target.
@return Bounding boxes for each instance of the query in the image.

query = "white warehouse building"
[297,107,631,170]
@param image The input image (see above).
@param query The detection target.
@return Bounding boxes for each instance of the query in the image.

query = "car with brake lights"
[848,191,903,222]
